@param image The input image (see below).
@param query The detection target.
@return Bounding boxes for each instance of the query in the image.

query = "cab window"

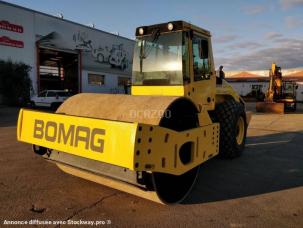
[192,35,211,81]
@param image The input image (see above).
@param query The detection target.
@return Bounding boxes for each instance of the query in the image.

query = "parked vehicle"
[30,90,71,109]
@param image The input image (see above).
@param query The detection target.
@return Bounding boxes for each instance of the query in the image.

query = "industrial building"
[226,71,303,102]
[0,0,134,100]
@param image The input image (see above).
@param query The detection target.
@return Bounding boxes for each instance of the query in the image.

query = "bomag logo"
[33,119,105,153]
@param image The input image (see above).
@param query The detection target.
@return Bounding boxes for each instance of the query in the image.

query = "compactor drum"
[17,21,251,204]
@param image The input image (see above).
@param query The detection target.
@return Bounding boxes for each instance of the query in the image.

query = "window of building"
[88,74,105,86]
[250,84,264,99]
[118,77,130,87]
[251,84,262,91]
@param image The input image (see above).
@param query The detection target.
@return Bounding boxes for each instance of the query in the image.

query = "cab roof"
[135,20,211,37]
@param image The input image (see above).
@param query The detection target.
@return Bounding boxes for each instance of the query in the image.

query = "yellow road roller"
[17,21,251,204]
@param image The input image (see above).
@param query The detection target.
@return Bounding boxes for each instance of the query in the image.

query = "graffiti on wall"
[35,26,133,75]
[73,31,131,71]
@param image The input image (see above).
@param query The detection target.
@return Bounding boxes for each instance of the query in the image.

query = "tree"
[0,59,33,106]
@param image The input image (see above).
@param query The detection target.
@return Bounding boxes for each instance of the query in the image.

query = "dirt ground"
[0,104,303,227]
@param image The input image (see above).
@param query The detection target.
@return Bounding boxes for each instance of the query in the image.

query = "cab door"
[189,33,216,111]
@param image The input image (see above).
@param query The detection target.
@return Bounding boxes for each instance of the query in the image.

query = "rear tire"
[213,100,247,158]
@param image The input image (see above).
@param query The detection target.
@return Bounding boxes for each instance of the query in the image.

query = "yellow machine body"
[17,108,219,176]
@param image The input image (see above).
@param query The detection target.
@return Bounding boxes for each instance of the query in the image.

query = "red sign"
[0,20,23,33]
[0,36,24,48]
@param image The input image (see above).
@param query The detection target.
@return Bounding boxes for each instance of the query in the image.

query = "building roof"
[226,70,303,83]
[229,71,263,78]
[285,70,303,77]
[226,77,268,82]
[226,71,267,82]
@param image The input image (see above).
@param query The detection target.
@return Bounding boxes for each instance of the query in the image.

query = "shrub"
[0,59,33,106]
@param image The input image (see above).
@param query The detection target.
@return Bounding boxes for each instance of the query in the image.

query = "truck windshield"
[132,31,187,86]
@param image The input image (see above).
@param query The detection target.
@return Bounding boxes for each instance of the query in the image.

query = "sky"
[4,0,303,71]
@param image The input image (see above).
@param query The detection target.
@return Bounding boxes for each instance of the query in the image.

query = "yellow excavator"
[256,63,297,113]
[17,21,251,204]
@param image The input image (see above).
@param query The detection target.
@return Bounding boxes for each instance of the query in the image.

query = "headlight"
[138,27,144,35]
[167,23,174,31]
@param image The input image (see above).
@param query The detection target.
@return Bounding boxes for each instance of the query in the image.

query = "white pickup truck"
[30,90,71,109]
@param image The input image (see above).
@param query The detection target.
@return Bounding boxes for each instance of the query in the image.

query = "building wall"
[0,3,36,89]
[229,82,268,96]
[33,13,134,76]
[0,1,134,95]
[228,81,303,102]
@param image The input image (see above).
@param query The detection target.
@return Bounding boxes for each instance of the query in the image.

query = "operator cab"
[132,21,214,87]
[131,21,216,109]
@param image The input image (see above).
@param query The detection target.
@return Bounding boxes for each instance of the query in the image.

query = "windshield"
[132,32,187,86]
